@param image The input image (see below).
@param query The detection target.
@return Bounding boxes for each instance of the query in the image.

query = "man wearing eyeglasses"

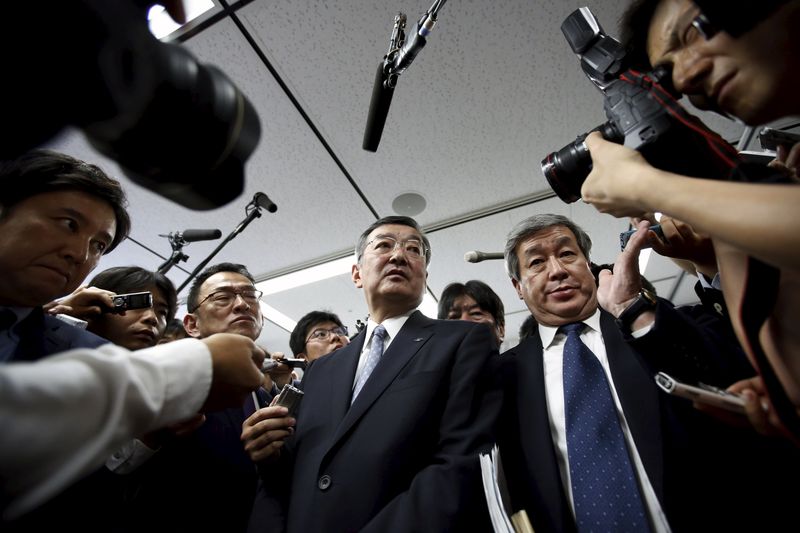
[123,262,270,533]
[288,311,349,363]
[243,216,501,533]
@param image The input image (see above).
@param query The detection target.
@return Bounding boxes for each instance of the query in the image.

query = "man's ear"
[496,323,506,343]
[183,313,202,338]
[352,263,363,288]
[512,278,524,300]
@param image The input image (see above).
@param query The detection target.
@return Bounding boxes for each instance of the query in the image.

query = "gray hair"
[355,215,432,266]
[504,214,592,280]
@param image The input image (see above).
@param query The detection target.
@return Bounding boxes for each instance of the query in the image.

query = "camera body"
[109,291,153,313]
[541,8,741,203]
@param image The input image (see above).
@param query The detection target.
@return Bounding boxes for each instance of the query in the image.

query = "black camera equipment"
[109,291,153,313]
[362,0,448,152]
[157,229,223,274]
[541,7,740,203]
[2,0,261,210]
[176,192,277,293]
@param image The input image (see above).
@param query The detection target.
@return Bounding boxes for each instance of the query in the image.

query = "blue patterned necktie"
[561,322,651,532]
[351,324,387,404]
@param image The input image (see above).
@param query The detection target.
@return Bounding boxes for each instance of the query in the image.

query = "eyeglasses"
[190,288,263,312]
[364,235,428,260]
[305,325,349,344]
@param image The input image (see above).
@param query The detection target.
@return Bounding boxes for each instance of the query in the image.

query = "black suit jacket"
[11,308,107,361]
[256,311,501,533]
[497,305,800,533]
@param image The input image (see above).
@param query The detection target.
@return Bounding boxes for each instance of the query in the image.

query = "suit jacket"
[12,308,107,361]
[256,311,501,533]
[497,305,800,533]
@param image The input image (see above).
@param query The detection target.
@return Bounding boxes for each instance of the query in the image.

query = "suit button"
[318,475,332,490]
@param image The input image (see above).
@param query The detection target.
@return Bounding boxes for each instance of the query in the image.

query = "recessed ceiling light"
[392,192,427,217]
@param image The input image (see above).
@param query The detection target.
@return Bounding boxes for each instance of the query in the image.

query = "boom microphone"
[253,192,278,213]
[177,229,222,242]
[363,63,396,152]
[464,251,504,263]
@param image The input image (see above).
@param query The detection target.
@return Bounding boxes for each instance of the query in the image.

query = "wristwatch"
[615,288,658,334]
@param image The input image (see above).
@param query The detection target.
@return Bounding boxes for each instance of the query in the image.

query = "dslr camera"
[2,0,261,210]
[541,7,740,203]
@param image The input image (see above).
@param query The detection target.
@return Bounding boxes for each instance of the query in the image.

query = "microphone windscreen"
[362,63,395,152]
[464,251,481,263]
[181,229,222,242]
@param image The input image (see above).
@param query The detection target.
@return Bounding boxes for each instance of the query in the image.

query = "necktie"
[352,325,387,404]
[561,322,651,532]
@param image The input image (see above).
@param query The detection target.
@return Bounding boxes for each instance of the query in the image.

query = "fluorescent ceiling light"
[257,256,355,296]
[148,0,215,40]
[260,302,298,332]
[638,248,652,274]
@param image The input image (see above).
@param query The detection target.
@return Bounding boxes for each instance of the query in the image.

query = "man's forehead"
[520,227,577,251]
[646,0,694,64]
[201,272,254,292]
[368,224,422,240]
[308,320,339,333]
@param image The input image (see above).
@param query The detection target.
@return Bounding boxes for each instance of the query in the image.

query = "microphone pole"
[176,193,278,294]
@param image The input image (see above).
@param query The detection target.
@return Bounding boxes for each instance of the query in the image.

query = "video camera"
[541,7,740,203]
[2,0,261,210]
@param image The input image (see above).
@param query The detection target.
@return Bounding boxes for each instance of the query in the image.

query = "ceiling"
[45,0,755,354]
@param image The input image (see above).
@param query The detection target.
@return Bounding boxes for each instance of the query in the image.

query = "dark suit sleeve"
[359,323,502,532]
[627,298,755,387]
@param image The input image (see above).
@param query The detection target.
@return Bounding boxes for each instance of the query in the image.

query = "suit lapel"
[509,334,573,529]
[327,311,433,452]
[324,329,367,426]
[600,311,665,502]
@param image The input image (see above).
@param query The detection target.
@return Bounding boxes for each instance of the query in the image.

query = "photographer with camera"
[551,1,800,443]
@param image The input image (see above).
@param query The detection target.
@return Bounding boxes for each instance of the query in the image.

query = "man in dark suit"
[121,262,273,533]
[496,213,799,532]
[243,215,501,533]
[0,149,130,361]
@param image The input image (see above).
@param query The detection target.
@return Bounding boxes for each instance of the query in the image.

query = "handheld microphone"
[464,251,504,263]
[178,229,222,243]
[252,192,278,213]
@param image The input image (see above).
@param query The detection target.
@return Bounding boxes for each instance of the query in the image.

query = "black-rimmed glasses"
[305,325,349,344]
[190,288,263,312]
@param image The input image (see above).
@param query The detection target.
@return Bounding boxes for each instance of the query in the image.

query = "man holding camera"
[579,0,800,440]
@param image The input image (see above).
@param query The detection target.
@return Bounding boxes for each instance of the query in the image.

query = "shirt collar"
[538,308,602,349]
[364,310,415,344]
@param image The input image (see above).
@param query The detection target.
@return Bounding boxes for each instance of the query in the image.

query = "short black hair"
[163,318,188,339]
[355,215,432,266]
[619,0,661,72]
[437,280,505,328]
[0,149,131,252]
[289,310,345,356]
[186,262,255,312]
[89,266,177,321]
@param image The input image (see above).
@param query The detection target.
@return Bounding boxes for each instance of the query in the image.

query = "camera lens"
[85,42,261,210]
[541,135,592,204]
